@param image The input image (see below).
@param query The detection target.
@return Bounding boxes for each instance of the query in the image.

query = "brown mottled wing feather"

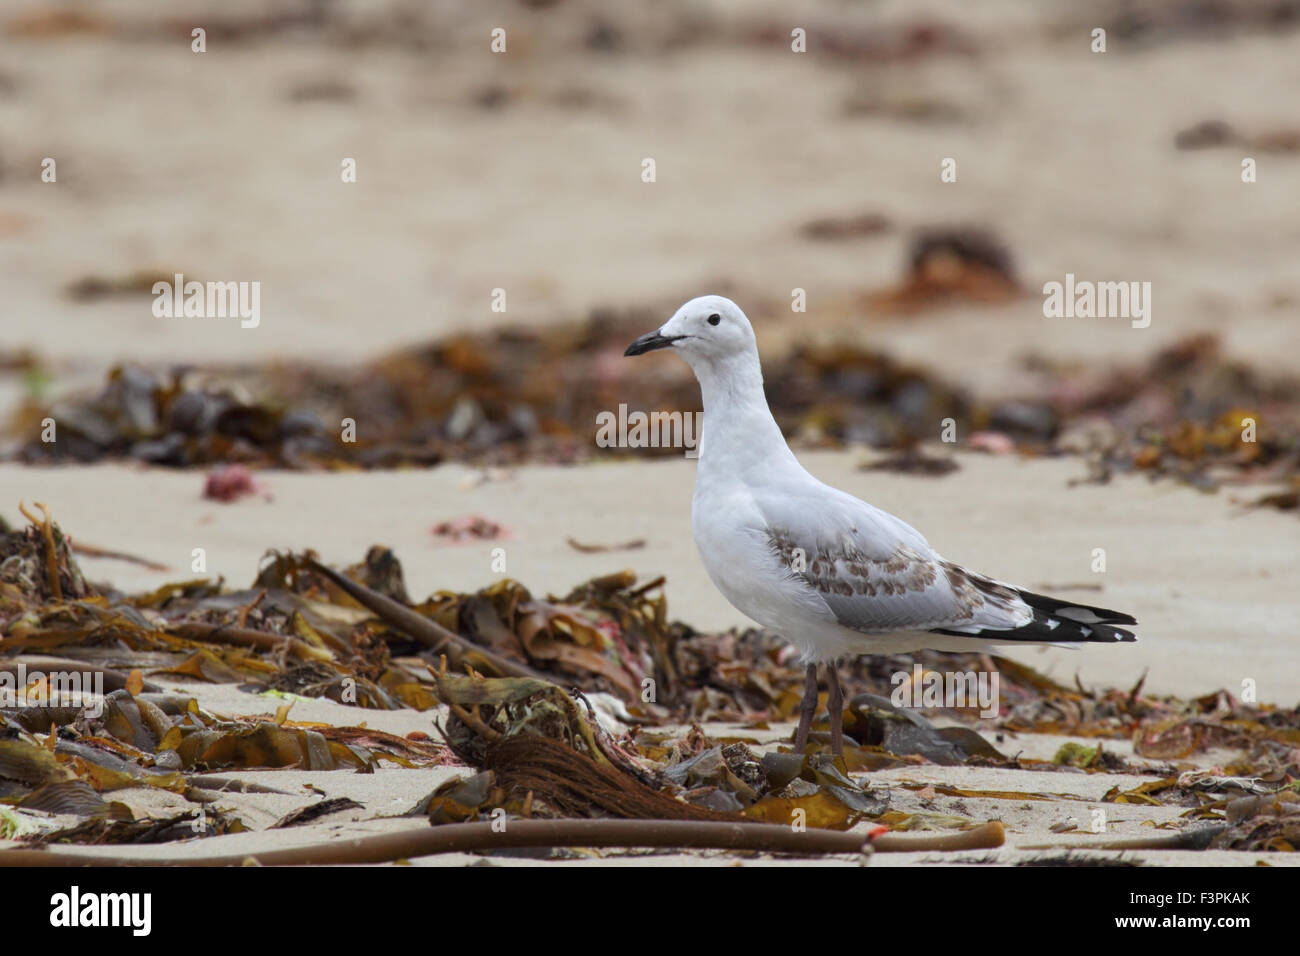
[765,524,1029,634]
[757,479,1137,642]
[760,484,1136,643]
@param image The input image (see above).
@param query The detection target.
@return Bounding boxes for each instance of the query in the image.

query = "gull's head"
[623,295,757,370]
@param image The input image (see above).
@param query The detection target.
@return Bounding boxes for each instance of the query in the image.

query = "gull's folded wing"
[758,483,1136,644]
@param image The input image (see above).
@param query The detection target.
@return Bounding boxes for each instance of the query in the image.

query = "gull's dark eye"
[707,313,721,326]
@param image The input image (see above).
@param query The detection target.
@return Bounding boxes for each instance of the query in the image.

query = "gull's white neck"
[691,350,798,479]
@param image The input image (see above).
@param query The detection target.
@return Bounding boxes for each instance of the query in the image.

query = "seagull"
[625,295,1137,756]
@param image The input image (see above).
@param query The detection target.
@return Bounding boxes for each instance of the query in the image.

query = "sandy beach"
[2,0,1298,876]
[3,1,1299,394]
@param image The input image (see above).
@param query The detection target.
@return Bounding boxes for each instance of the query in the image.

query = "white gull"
[625,294,1137,756]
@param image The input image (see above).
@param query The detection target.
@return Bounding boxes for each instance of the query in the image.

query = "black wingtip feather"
[932,581,1140,645]
[932,610,1137,645]
[1015,589,1138,627]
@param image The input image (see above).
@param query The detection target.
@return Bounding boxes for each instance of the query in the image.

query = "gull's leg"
[826,664,845,757]
[793,662,819,754]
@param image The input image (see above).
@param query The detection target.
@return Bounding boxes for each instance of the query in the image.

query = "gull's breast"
[690,484,835,635]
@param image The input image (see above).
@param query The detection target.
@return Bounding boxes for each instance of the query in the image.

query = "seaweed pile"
[4,307,968,468]
[7,306,1299,509]
[2,509,1296,856]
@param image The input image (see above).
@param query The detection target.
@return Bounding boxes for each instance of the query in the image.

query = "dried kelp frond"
[864,226,1021,315]
[742,751,889,827]
[0,507,94,616]
[432,672,888,826]
[346,546,411,604]
[174,722,370,772]
[270,797,364,829]
[843,697,1008,767]
[1211,812,1300,852]
[435,672,637,774]
[484,734,743,822]
[28,808,247,846]
[10,304,1300,502]
[17,780,133,820]
[427,674,744,822]
[0,653,454,821]
[1017,854,1145,867]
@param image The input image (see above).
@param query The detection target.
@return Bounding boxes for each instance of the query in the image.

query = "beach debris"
[431,515,512,543]
[203,464,269,503]
[1105,0,1300,44]
[1243,483,1299,512]
[270,797,364,828]
[800,212,893,241]
[747,18,979,64]
[28,809,248,847]
[839,696,1008,767]
[867,226,1021,313]
[1175,118,1300,153]
[429,670,888,826]
[1053,742,1102,769]
[428,673,747,822]
[3,502,91,607]
[8,313,1297,506]
[67,539,170,571]
[860,447,959,476]
[967,431,1016,455]
[64,270,176,302]
[566,536,646,553]
[1174,118,1238,149]
[286,78,356,103]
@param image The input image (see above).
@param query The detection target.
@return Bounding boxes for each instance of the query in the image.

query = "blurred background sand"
[4,0,1298,387]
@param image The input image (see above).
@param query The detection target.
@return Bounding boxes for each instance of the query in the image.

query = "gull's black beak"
[624,330,682,357]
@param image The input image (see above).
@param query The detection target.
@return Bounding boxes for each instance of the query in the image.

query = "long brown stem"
[0,657,163,694]
[304,557,549,681]
[1020,826,1224,852]
[68,540,170,572]
[872,822,1005,853]
[0,819,1005,866]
